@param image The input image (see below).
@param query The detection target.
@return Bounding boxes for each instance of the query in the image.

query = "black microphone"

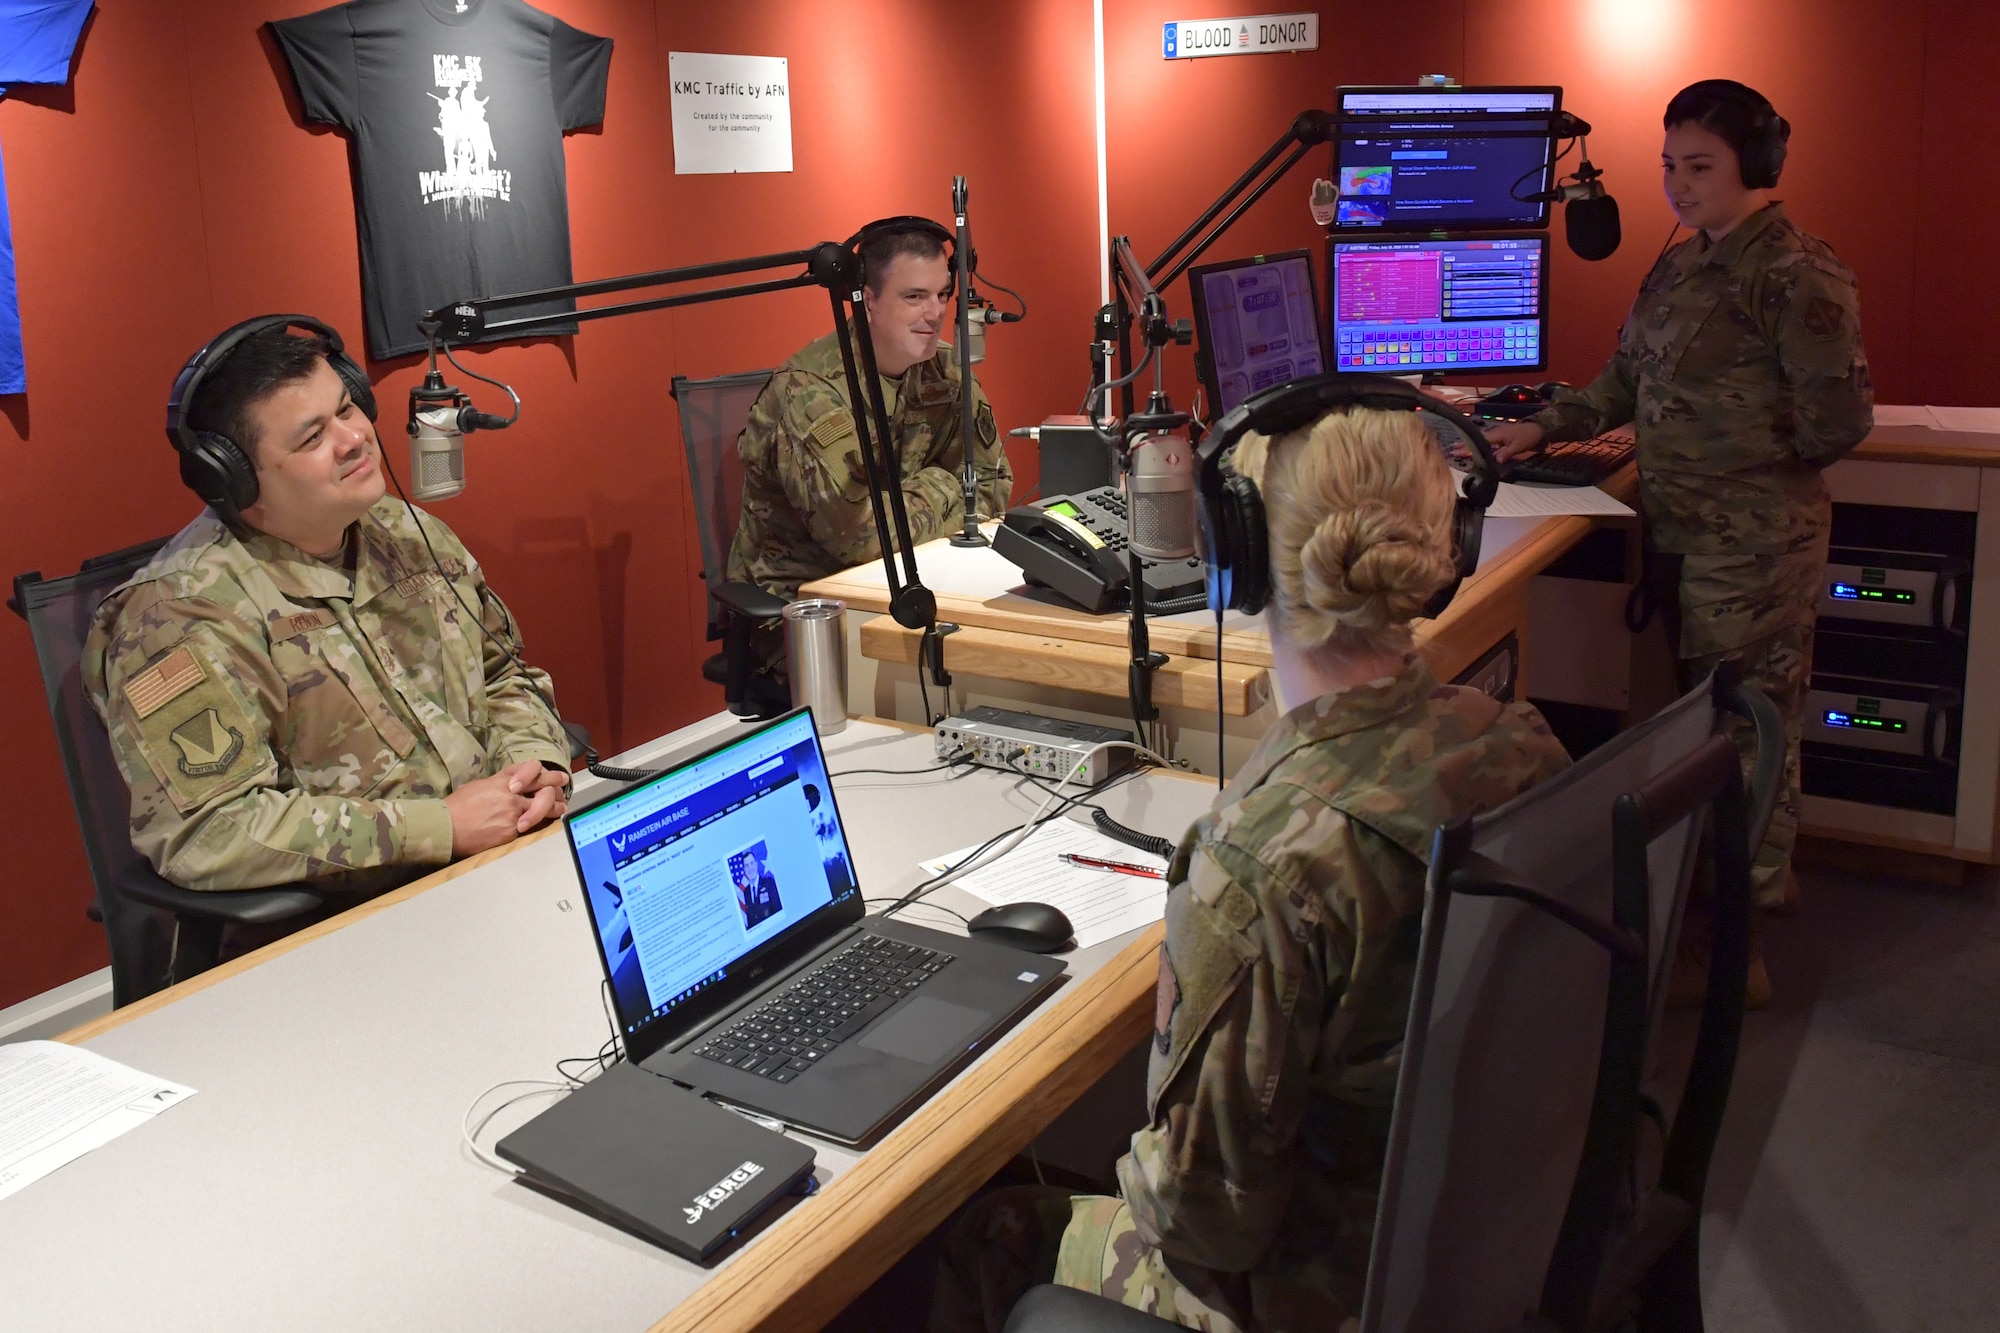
[1529,155,1621,261]
[1566,191,1622,262]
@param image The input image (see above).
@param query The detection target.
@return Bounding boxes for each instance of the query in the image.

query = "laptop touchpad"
[858,998,988,1066]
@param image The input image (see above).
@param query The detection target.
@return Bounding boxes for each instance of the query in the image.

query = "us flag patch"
[123,646,205,718]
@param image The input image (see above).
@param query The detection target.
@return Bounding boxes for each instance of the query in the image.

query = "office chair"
[1005,670,1780,1333]
[12,542,324,1007]
[671,369,791,719]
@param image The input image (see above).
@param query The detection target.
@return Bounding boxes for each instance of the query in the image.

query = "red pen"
[1059,852,1165,880]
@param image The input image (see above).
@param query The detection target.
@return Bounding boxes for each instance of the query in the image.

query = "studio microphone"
[1125,427,1197,561]
[1528,131,1622,261]
[406,370,513,502]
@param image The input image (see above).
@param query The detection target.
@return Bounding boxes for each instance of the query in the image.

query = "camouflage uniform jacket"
[1109,659,1569,1328]
[82,498,569,894]
[725,328,1011,601]
[1531,203,1872,563]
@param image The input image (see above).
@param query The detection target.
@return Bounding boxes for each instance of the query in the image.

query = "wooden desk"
[3,718,1216,1332]
[805,466,1640,771]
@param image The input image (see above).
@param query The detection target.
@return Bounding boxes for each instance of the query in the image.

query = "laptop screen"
[566,710,861,1048]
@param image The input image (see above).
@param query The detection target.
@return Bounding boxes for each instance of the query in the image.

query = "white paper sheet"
[1872,404,1942,428]
[0,1041,195,1201]
[1484,481,1635,519]
[919,820,1171,949]
[1925,406,2000,435]
[1864,404,2000,435]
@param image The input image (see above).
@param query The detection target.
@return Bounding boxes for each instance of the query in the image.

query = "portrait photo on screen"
[730,842,784,929]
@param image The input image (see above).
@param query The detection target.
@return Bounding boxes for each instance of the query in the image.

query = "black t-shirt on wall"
[270,0,613,359]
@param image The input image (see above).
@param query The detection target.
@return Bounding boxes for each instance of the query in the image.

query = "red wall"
[2,0,1993,1008]
[0,0,1099,1007]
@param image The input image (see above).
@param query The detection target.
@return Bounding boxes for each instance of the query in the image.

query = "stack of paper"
[919,819,1171,949]
[0,1041,195,1201]
[1873,405,2000,434]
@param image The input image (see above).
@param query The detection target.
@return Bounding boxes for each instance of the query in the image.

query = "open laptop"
[565,708,1066,1146]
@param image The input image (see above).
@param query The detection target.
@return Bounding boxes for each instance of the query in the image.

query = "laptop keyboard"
[692,935,955,1083]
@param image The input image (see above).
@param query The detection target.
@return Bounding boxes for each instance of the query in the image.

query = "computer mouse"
[1486,383,1541,404]
[966,902,1075,954]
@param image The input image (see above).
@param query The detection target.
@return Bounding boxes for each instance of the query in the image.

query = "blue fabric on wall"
[0,0,95,395]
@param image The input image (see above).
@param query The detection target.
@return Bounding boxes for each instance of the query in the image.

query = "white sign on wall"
[668,52,792,174]
[1162,13,1319,59]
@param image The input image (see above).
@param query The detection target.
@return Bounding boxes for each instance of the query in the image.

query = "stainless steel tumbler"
[783,598,848,735]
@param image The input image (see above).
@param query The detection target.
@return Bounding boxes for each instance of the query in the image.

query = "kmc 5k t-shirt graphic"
[271,0,612,358]
[423,54,509,213]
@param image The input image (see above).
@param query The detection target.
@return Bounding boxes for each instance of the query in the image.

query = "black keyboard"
[692,934,954,1083]
[1502,430,1635,488]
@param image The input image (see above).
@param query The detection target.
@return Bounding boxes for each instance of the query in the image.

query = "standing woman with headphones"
[930,390,1570,1332]
[1485,80,1874,1004]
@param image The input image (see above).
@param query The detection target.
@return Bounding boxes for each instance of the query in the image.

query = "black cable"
[1215,597,1226,791]
[918,665,936,728]
[863,897,972,927]
[1081,340,1158,425]
[440,342,522,427]
[588,761,661,783]
[1510,134,1578,203]
[1091,808,1175,861]
[380,436,586,767]
[877,767,1143,920]
[974,269,1029,321]
[831,749,976,780]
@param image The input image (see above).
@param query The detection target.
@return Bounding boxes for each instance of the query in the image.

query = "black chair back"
[1362,673,1765,1332]
[672,369,773,639]
[13,541,321,1005]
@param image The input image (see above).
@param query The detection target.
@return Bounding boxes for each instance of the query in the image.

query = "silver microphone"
[1125,428,1197,561]
[407,402,467,502]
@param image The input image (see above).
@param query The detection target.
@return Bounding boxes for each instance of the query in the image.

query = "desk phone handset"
[993,487,1209,616]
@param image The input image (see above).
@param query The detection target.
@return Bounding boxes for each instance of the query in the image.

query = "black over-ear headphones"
[1194,372,1501,621]
[1676,79,1789,190]
[1737,98,1790,191]
[165,314,377,515]
[843,215,961,291]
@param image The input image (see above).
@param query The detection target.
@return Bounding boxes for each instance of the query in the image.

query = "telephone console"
[993,487,1209,616]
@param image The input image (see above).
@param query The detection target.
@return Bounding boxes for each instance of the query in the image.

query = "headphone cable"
[378,439,595,768]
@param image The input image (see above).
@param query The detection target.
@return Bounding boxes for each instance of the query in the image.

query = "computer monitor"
[1329,233,1548,376]
[1332,86,1560,232]
[1186,249,1328,415]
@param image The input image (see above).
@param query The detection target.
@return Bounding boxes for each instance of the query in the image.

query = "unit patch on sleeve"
[122,646,206,719]
[168,708,246,778]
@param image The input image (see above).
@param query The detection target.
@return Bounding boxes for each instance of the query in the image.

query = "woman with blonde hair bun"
[931,403,1572,1332]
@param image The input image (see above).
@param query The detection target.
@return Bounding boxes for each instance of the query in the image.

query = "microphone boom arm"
[425,238,942,644]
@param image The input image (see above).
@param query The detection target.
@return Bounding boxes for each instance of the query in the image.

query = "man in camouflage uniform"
[930,656,1570,1331]
[84,323,571,897]
[726,224,1011,673]
[1489,83,1872,938]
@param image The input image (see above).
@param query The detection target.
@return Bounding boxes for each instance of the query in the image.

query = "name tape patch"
[123,645,206,719]
[277,609,337,638]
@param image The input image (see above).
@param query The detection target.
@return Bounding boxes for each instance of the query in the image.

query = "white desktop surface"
[0,718,1219,1332]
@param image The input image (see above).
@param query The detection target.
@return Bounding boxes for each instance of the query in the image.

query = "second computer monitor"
[1187,249,1328,416]
[1333,86,1560,232]
[1330,233,1548,376]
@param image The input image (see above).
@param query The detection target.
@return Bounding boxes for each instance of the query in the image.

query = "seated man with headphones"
[726,218,1012,673]
[81,316,572,897]
[929,378,1570,1332]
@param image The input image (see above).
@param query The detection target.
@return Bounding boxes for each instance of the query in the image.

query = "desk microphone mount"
[426,235,945,694]
[1095,237,1196,739]
[949,176,987,549]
